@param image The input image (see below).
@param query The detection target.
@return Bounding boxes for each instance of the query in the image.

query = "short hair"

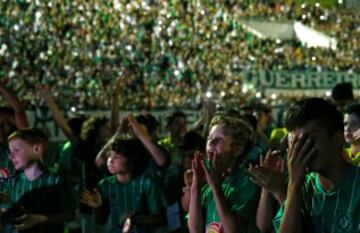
[110,138,150,176]
[209,114,254,157]
[285,98,343,135]
[180,131,206,153]
[345,103,360,119]
[8,128,49,155]
[136,114,159,136]
[331,82,354,102]
[166,111,187,126]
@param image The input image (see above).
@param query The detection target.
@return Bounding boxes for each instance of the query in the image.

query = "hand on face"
[201,150,227,189]
[352,128,360,142]
[287,132,316,187]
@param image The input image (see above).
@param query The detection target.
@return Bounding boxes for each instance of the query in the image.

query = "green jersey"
[1,169,73,233]
[58,141,82,173]
[98,174,167,233]
[0,143,13,179]
[201,167,260,233]
[158,136,182,166]
[273,165,360,233]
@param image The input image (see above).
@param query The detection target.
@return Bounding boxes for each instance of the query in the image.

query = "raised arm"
[192,100,216,137]
[37,84,78,144]
[110,77,122,133]
[127,114,169,168]
[0,82,29,129]
[248,151,287,232]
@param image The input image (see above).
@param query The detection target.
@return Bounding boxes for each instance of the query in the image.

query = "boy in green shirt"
[81,138,167,233]
[0,128,74,233]
[188,114,260,233]
[274,98,360,233]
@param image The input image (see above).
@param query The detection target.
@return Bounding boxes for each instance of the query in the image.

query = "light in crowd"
[206,91,212,98]
[113,0,121,11]
[126,45,132,51]
[325,91,331,97]
[271,94,277,100]
[315,2,320,8]
[255,92,261,98]
[242,84,248,94]
[221,91,226,97]
[311,56,316,61]
[71,106,77,112]
[338,0,343,4]
[301,3,306,8]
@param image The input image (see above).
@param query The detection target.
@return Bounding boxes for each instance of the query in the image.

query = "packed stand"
[0,1,359,110]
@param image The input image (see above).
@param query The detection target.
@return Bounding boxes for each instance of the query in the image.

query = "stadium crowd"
[0,2,360,231]
[0,0,359,110]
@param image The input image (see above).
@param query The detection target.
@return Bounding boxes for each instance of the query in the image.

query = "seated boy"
[0,128,74,233]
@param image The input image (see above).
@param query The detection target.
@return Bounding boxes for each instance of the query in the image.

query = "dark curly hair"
[110,138,150,177]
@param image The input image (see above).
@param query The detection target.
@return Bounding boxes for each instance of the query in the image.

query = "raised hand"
[113,77,122,93]
[191,151,206,191]
[184,169,194,188]
[13,213,47,230]
[127,114,151,140]
[80,189,103,208]
[37,84,52,100]
[352,128,360,142]
[249,150,287,201]
[201,151,225,189]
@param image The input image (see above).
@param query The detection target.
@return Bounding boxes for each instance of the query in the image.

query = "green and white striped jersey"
[1,169,73,233]
[273,165,360,233]
[98,173,167,233]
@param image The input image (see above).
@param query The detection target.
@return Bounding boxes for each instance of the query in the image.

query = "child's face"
[344,113,360,145]
[206,124,235,172]
[107,150,131,175]
[9,138,38,170]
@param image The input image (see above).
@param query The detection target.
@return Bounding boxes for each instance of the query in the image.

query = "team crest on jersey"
[206,222,223,233]
[336,212,352,233]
